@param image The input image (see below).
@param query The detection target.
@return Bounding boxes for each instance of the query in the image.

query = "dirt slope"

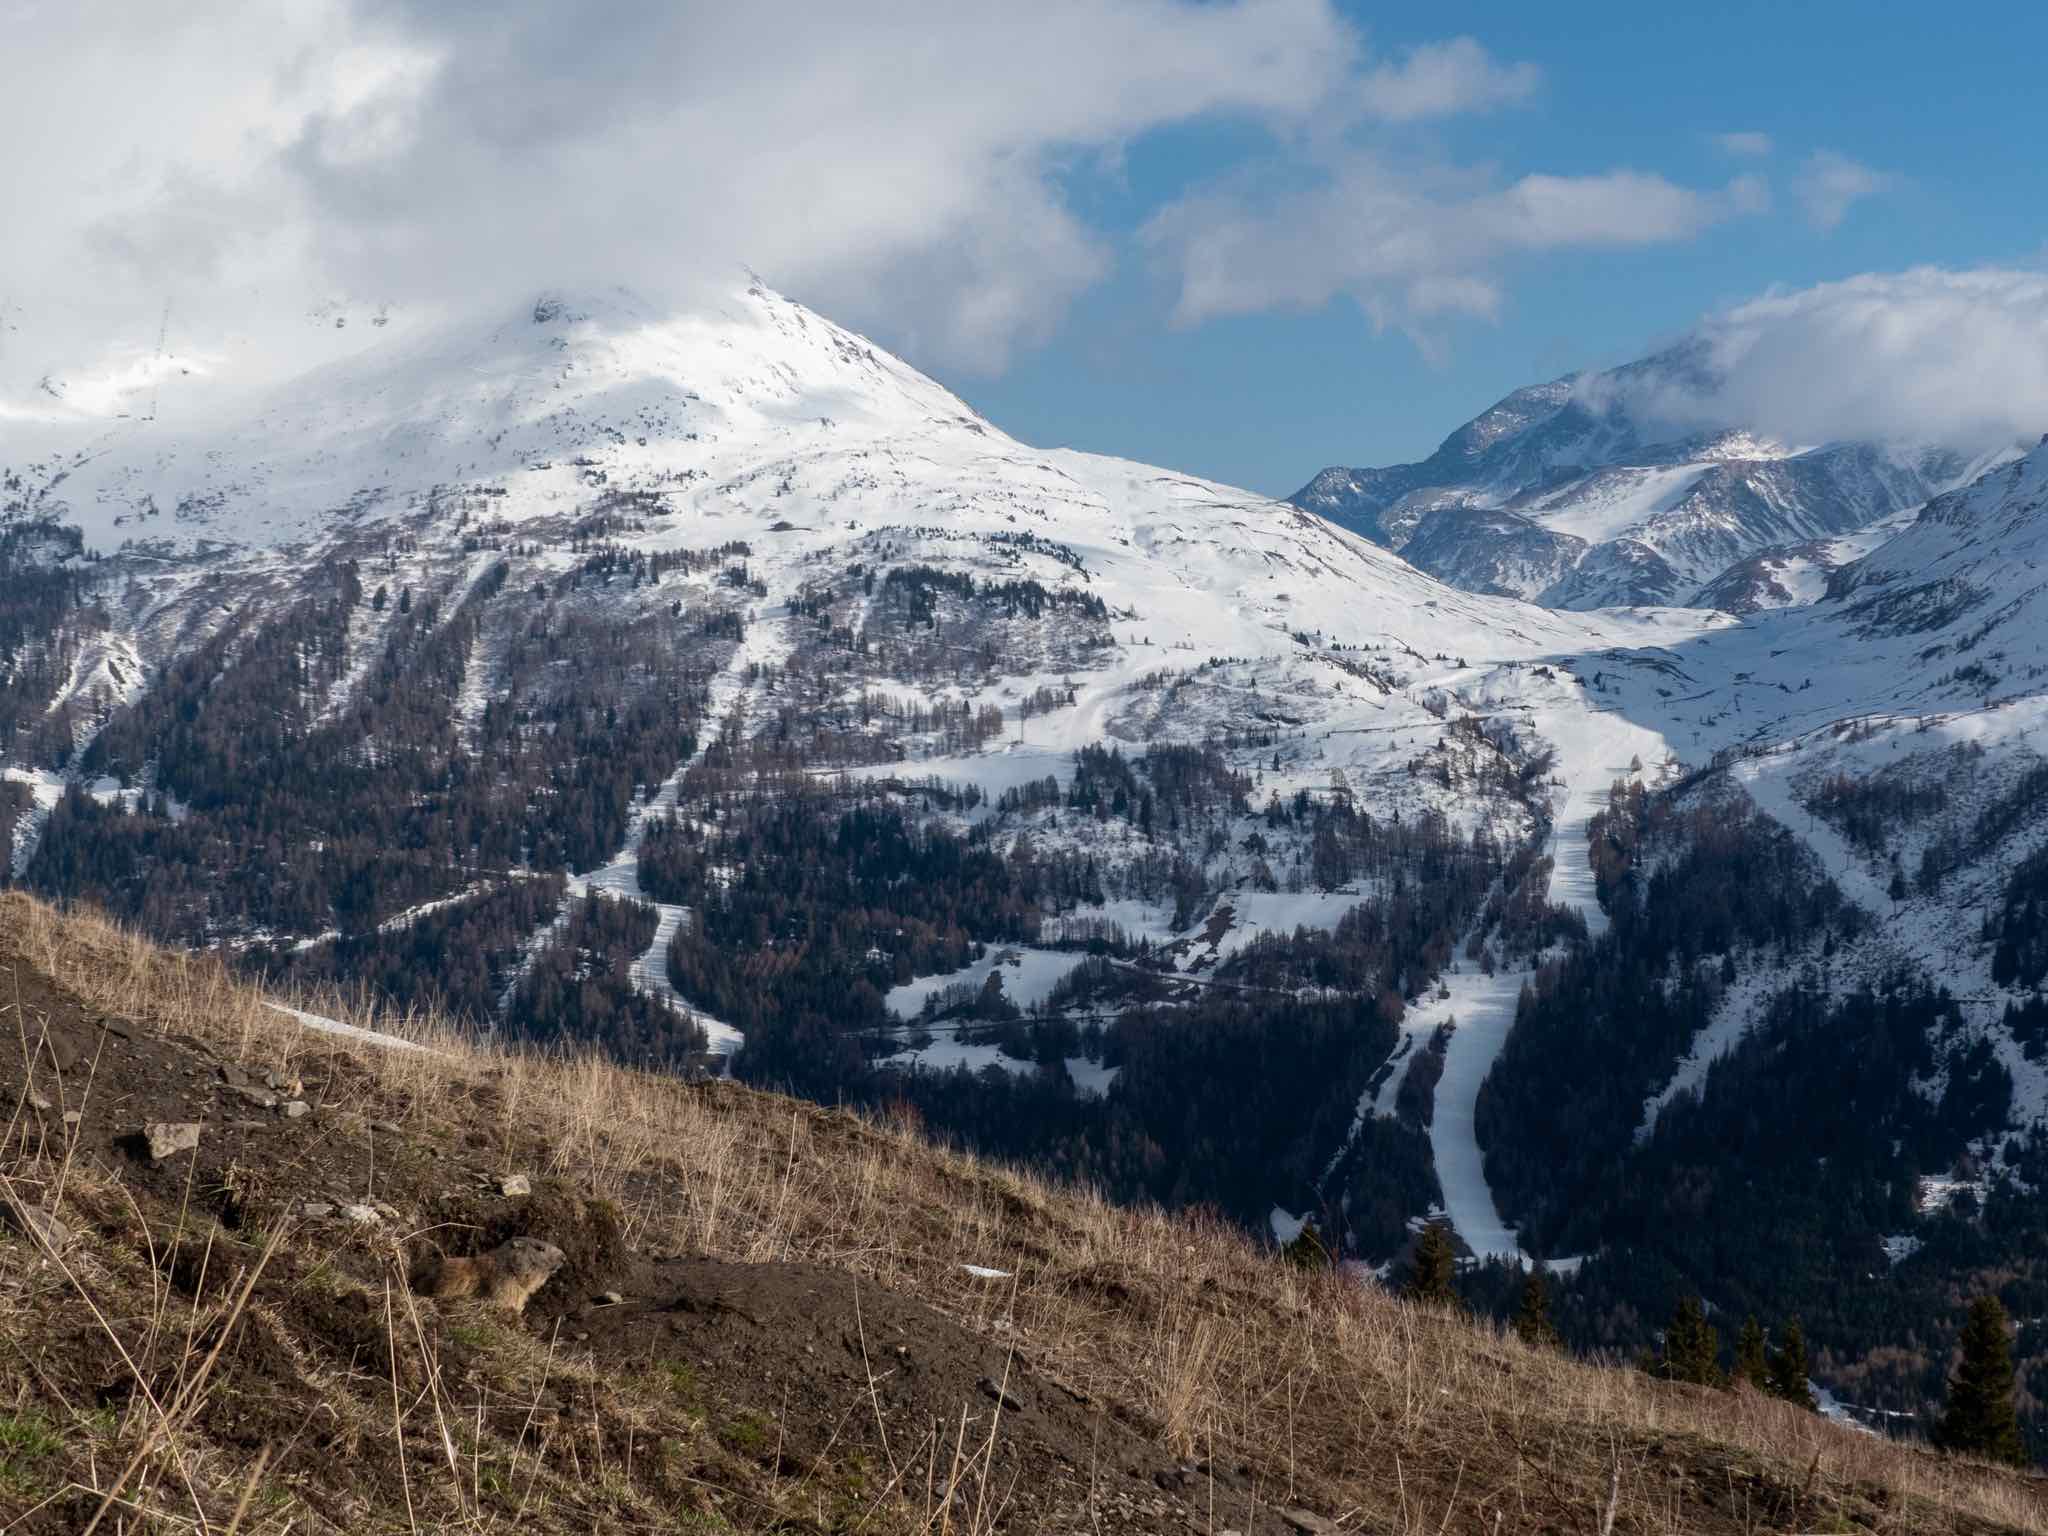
[3,892,2045,1533]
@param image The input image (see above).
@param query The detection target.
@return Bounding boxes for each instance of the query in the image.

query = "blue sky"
[950,2,2048,494]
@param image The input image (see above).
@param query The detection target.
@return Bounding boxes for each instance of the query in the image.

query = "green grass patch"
[717,1411,770,1457]
[0,1412,62,1494]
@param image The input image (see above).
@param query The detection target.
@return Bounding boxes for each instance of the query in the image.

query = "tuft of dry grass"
[6,889,2048,1534]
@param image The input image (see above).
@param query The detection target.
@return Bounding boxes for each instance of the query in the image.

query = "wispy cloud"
[1795,150,1891,231]
[1712,131,1774,158]
[1147,159,1765,352]
[1356,37,1539,122]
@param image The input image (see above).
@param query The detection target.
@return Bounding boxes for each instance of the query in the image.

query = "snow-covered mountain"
[7,279,1714,734]
[13,279,2048,1386]
[0,281,1723,1269]
[1292,345,2000,611]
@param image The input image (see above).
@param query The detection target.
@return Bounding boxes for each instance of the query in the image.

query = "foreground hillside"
[2,893,2044,1534]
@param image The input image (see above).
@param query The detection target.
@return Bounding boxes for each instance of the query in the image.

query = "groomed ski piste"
[518,641,758,1064]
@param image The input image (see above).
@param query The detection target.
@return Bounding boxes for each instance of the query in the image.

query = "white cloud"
[0,0,1369,403]
[0,0,1741,414]
[1795,150,1890,231]
[1357,38,1539,122]
[1604,267,2048,453]
[1146,157,1764,346]
[1713,131,1774,158]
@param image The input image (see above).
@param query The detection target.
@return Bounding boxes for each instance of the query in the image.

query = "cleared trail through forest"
[1413,688,1662,1263]
[499,646,751,1060]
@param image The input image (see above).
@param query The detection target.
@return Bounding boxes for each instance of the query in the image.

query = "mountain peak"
[1291,337,1988,613]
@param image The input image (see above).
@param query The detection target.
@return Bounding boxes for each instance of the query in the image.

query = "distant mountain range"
[1291,344,2016,611]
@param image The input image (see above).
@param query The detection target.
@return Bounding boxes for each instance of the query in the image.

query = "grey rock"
[300,1202,335,1219]
[233,1085,278,1110]
[145,1121,203,1160]
[342,1203,381,1225]
[976,1376,1023,1413]
[499,1172,532,1198]
[2,1201,72,1253]
[282,1100,310,1119]
[1281,1511,1337,1535]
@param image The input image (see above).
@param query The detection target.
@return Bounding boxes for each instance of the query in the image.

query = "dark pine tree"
[1405,1223,1459,1308]
[1766,1318,1817,1411]
[1734,1316,1769,1390]
[1513,1268,1558,1348]
[1658,1295,1721,1387]
[1937,1296,2027,1466]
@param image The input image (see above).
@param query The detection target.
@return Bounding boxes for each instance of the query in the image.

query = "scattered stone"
[596,1290,624,1306]
[145,1121,203,1161]
[62,1111,81,1128]
[97,1018,132,1041]
[301,1202,335,1219]
[370,1120,402,1135]
[27,1091,52,1113]
[342,1204,381,1225]
[499,1173,532,1198]
[282,1100,310,1119]
[233,1085,278,1110]
[977,1376,1024,1413]
[1280,1511,1337,1535]
[2,1201,72,1253]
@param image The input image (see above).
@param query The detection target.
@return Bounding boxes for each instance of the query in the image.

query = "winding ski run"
[501,648,749,1063]
[1353,685,1655,1267]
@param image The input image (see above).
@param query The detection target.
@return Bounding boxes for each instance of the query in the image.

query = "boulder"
[2,1201,71,1253]
[145,1122,203,1161]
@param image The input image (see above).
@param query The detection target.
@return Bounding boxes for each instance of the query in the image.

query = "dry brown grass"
[8,888,2048,1534]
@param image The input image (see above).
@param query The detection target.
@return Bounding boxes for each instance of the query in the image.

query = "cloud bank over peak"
[1594,267,2048,455]
[0,0,1759,420]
